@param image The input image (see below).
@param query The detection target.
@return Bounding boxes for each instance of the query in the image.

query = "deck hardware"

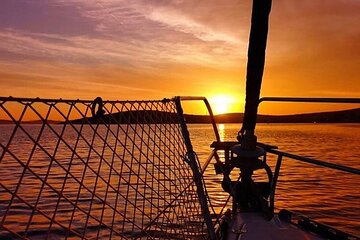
[270,154,283,213]
[91,97,105,118]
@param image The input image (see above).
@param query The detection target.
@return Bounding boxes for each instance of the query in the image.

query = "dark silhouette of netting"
[0,97,212,239]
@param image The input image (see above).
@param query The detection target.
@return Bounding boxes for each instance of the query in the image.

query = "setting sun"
[209,95,235,115]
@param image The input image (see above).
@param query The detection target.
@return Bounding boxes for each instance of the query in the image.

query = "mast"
[223,0,273,214]
[241,0,272,150]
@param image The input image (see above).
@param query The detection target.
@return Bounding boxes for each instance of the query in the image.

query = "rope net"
[0,97,211,239]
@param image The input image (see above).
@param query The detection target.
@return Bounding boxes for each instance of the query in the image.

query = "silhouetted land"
[1,108,359,124]
[72,108,360,124]
[71,108,360,124]
[196,108,360,124]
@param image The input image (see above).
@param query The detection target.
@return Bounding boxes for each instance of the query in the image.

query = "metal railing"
[258,97,360,217]
[1,95,359,239]
[193,96,360,237]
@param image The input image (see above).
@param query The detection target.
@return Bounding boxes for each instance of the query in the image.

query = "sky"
[0,0,359,115]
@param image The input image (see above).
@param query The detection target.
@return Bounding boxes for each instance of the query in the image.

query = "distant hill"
[185,108,360,123]
[69,107,360,124]
[256,108,360,123]
[69,110,179,124]
[1,108,359,124]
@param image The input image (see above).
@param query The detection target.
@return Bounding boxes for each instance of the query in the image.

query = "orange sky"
[0,0,359,115]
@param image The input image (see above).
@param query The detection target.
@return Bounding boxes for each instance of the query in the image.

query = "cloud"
[0,27,244,70]
[0,60,177,100]
[51,0,244,43]
[0,0,359,103]
[142,5,240,44]
[0,0,249,74]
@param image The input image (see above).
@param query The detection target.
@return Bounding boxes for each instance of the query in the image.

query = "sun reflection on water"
[218,124,225,141]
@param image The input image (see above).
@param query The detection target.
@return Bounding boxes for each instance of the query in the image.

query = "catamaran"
[0,0,359,239]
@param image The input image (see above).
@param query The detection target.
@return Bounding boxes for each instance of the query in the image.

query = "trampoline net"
[0,97,213,239]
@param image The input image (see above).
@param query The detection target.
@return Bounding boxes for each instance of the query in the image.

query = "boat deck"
[227,212,323,240]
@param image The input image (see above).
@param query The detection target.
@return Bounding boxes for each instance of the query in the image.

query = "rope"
[0,97,213,239]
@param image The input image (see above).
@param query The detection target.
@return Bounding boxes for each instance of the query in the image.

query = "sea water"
[0,123,359,238]
[189,123,360,236]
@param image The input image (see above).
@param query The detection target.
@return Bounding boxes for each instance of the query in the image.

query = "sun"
[209,95,234,115]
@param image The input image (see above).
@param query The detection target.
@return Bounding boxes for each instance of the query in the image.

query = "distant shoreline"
[184,108,360,124]
[1,108,359,124]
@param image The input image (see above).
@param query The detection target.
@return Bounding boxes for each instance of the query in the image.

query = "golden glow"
[209,95,235,115]
[218,124,225,141]
[0,1,358,116]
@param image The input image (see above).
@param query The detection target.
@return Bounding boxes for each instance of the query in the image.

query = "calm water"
[1,123,359,238]
[189,123,360,237]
